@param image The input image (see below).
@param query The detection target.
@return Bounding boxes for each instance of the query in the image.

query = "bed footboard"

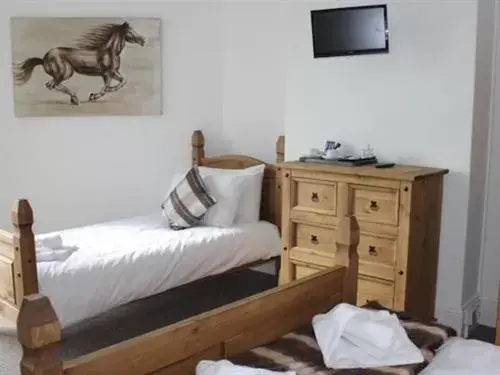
[17,214,359,375]
[0,200,38,321]
[0,229,17,320]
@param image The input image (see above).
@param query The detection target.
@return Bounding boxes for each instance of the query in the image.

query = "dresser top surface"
[279,161,449,181]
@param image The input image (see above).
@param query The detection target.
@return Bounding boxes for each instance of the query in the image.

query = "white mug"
[325,149,339,159]
[309,148,322,157]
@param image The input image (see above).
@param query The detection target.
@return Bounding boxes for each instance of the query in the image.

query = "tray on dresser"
[298,156,378,166]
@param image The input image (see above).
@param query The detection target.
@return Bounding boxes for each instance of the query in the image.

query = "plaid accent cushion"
[161,167,217,229]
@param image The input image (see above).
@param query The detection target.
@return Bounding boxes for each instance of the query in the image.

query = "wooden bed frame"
[17,213,360,374]
[0,130,285,324]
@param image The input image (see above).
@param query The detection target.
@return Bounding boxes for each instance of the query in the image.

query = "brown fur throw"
[229,302,456,374]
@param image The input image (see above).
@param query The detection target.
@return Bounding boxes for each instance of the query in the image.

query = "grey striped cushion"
[161,167,217,229]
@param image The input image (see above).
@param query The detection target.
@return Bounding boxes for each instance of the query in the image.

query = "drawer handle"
[369,200,379,211]
[311,192,319,203]
[368,246,378,256]
[310,234,319,245]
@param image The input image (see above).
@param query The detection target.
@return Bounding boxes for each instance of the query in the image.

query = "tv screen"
[311,4,389,58]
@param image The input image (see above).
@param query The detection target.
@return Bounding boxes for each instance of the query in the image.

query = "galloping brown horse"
[13,21,146,105]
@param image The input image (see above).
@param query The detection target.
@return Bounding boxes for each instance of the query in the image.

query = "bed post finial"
[192,130,205,166]
[276,135,285,163]
[336,215,360,306]
[11,199,39,307]
[17,294,63,375]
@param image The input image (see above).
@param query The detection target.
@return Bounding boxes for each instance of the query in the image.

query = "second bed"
[0,130,285,329]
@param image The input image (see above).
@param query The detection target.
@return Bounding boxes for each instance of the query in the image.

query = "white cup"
[325,149,338,159]
[309,148,321,156]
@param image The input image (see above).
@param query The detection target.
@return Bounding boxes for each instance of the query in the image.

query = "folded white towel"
[312,303,423,369]
[342,309,395,359]
[36,246,78,263]
[196,360,296,375]
[35,235,63,249]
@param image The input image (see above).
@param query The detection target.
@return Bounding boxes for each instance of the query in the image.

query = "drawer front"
[295,223,336,256]
[293,178,337,216]
[357,276,395,308]
[358,233,397,281]
[290,247,337,268]
[295,264,322,279]
[353,185,399,226]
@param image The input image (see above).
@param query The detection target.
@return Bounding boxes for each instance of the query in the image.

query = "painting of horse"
[11,17,162,117]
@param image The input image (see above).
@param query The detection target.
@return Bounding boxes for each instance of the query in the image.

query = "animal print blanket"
[229,302,456,374]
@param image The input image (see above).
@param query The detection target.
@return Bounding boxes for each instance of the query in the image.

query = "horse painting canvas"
[11,17,162,117]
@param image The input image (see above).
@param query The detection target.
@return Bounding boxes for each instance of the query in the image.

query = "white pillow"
[164,167,246,227]
[201,172,246,227]
[198,164,266,224]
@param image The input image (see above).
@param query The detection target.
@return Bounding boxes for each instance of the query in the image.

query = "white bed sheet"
[36,214,281,329]
[420,337,500,374]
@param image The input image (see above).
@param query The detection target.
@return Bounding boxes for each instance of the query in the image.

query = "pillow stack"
[161,164,266,230]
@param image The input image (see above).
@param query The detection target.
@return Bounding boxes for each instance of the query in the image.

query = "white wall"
[1,1,228,233]
[221,2,286,163]
[220,2,287,275]
[464,0,496,325]
[480,0,500,327]
[283,0,478,331]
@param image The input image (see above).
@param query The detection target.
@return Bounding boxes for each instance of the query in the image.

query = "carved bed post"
[336,215,360,306]
[275,136,285,230]
[274,136,285,276]
[276,136,284,164]
[17,294,63,374]
[11,199,38,308]
[192,130,205,166]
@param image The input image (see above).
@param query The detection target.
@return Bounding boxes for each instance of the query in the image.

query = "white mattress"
[420,337,500,374]
[36,214,281,329]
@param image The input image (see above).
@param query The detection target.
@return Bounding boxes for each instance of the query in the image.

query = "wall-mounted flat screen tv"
[311,4,389,58]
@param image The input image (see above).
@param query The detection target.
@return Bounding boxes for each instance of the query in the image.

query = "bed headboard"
[191,130,285,231]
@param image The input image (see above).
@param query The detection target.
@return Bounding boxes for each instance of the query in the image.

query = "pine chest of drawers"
[278,161,448,321]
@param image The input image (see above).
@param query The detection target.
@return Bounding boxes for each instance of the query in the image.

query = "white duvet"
[36,214,281,329]
[420,337,500,374]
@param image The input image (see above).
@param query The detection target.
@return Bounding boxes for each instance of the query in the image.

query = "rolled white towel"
[196,360,296,375]
[36,246,78,263]
[35,235,63,250]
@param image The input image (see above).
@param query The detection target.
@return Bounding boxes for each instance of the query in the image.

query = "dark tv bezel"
[310,4,389,58]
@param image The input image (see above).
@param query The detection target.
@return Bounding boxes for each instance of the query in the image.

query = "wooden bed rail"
[17,213,359,375]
